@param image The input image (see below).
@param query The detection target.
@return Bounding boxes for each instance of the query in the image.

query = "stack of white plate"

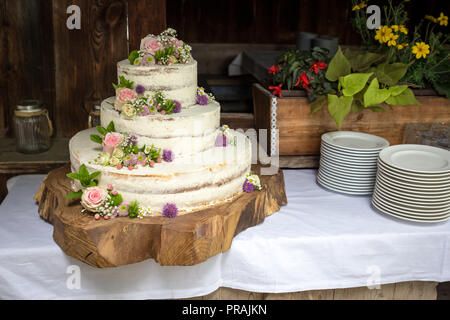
[372,144,450,223]
[317,131,390,195]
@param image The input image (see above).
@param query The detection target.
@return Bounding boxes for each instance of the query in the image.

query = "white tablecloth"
[0,170,449,299]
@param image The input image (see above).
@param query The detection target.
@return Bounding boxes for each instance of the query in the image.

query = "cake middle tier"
[117,59,197,108]
[101,97,220,157]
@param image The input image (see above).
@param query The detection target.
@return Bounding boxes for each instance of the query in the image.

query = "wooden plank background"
[0,0,449,137]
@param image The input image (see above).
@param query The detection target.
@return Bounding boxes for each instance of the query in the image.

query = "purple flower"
[127,135,138,146]
[139,105,150,116]
[215,134,227,147]
[130,154,138,165]
[162,203,178,218]
[163,149,174,162]
[135,84,145,95]
[116,202,129,217]
[173,100,181,113]
[196,95,208,106]
[243,181,255,193]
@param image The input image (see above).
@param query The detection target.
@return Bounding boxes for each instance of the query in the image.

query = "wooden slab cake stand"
[34,164,287,267]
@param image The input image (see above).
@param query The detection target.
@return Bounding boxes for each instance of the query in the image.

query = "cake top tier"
[128,28,193,67]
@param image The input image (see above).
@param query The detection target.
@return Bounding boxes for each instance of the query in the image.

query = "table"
[1,169,449,299]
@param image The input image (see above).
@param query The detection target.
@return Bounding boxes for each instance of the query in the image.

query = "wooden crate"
[253,83,450,156]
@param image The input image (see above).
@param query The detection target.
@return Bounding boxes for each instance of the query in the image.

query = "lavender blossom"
[162,149,174,162]
[214,134,227,147]
[135,84,145,95]
[173,100,181,113]
[243,181,255,193]
[162,203,178,218]
[196,95,208,106]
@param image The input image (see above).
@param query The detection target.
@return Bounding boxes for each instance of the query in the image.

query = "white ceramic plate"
[373,189,450,212]
[374,186,450,207]
[321,142,381,158]
[322,131,390,151]
[379,144,450,174]
[378,158,450,178]
[377,171,450,190]
[374,179,450,202]
[318,172,375,190]
[319,166,376,182]
[321,140,383,155]
[375,175,450,198]
[317,176,374,195]
[377,160,450,182]
[320,152,379,167]
[318,171,376,188]
[372,194,450,216]
[372,198,450,223]
[377,165,450,186]
[320,158,378,173]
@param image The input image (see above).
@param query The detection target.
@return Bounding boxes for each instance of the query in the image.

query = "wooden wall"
[1,0,449,137]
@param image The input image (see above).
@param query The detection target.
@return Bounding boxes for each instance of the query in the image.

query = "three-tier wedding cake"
[68,29,258,220]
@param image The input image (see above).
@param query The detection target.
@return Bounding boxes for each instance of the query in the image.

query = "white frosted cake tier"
[100,97,220,157]
[117,59,197,107]
[69,128,252,214]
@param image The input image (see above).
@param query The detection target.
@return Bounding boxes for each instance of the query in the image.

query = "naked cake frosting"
[67,28,260,220]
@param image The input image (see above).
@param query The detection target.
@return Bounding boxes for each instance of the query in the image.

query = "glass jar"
[13,100,53,154]
[88,104,101,128]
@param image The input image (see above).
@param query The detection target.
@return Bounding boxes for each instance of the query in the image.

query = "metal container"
[13,100,53,154]
[296,31,318,51]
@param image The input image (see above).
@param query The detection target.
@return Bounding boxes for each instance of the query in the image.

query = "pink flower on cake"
[142,54,155,66]
[103,132,124,154]
[115,88,137,111]
[81,186,108,213]
[140,37,162,54]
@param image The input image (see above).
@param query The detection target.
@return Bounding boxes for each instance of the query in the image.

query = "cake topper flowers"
[128,28,192,66]
[243,174,262,193]
[196,87,216,105]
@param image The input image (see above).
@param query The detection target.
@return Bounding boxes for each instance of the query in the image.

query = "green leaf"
[90,134,103,144]
[96,126,108,136]
[327,94,353,130]
[109,194,123,207]
[113,76,134,90]
[325,47,351,82]
[310,95,327,113]
[66,190,83,200]
[433,80,450,98]
[89,171,101,180]
[348,51,386,72]
[128,50,139,65]
[351,99,365,113]
[128,200,139,219]
[340,73,373,97]
[106,121,115,133]
[363,78,391,107]
[389,85,408,97]
[374,63,408,86]
[66,172,81,180]
[385,88,420,106]
[78,164,89,178]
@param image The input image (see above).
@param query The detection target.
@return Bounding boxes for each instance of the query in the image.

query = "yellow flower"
[397,43,409,50]
[437,12,448,26]
[352,2,367,11]
[375,26,393,43]
[387,33,399,46]
[399,25,408,34]
[425,15,438,23]
[391,25,399,32]
[412,42,430,59]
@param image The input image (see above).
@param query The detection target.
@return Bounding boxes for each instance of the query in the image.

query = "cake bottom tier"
[69,128,252,215]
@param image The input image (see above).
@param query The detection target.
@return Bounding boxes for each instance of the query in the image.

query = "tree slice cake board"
[34,164,287,267]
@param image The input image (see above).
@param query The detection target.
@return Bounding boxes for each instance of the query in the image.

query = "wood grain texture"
[184,281,438,300]
[0,0,55,137]
[52,0,127,137]
[34,164,287,267]
[253,84,450,156]
[128,0,166,52]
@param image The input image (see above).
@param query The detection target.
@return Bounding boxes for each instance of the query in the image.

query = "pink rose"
[81,186,108,213]
[140,37,162,54]
[115,88,137,111]
[173,39,183,48]
[103,132,123,154]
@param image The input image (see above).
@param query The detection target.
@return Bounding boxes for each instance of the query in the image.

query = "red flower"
[294,72,310,90]
[309,62,327,74]
[268,65,280,75]
[269,85,282,97]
